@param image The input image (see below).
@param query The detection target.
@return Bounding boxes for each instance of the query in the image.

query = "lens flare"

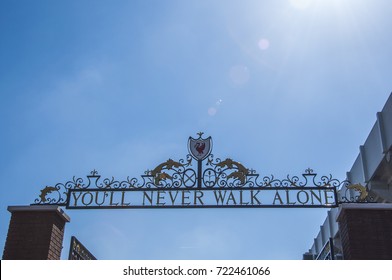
[258,38,270,50]
[229,65,250,85]
[208,107,217,116]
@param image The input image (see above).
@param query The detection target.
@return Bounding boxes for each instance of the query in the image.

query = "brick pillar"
[2,205,70,260]
[337,203,392,260]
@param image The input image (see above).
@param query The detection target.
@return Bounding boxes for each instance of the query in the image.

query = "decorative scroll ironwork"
[32,133,373,208]
[340,183,374,203]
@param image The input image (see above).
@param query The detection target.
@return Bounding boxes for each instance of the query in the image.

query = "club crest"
[188,132,212,161]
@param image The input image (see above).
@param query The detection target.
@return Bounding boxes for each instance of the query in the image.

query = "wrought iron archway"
[32,133,373,209]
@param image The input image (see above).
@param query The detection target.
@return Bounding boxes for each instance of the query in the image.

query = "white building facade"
[304,93,392,260]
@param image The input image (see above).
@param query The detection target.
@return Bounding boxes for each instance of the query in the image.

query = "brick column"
[337,203,392,260]
[2,205,70,260]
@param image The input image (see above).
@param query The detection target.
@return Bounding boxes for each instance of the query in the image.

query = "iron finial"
[197,132,204,138]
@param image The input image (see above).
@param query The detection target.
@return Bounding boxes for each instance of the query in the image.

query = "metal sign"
[32,133,372,209]
[68,236,96,260]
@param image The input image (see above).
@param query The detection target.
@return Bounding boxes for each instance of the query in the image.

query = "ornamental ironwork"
[32,133,373,209]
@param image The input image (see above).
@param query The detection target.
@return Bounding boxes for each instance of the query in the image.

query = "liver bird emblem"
[195,142,206,155]
[188,132,212,161]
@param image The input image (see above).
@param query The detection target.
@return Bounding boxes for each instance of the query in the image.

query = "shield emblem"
[188,134,212,161]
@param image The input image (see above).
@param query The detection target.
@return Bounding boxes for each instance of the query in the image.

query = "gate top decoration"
[32,133,372,209]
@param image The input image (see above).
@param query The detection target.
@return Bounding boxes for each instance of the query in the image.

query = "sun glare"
[289,0,312,10]
[289,0,363,14]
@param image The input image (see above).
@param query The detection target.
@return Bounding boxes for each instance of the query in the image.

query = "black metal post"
[197,159,202,188]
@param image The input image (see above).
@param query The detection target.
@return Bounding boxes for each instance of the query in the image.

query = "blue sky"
[0,0,391,259]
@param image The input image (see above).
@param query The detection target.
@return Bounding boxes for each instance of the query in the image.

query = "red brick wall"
[2,207,69,260]
[338,208,392,259]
